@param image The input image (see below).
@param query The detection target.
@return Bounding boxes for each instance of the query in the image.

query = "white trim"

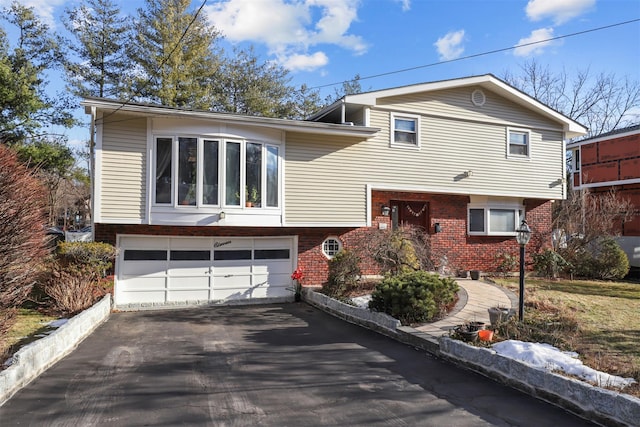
[467,201,525,237]
[368,183,563,200]
[390,112,421,149]
[506,127,531,160]
[93,112,103,223]
[281,222,367,227]
[366,184,372,227]
[322,236,343,259]
[98,218,146,224]
[575,177,640,189]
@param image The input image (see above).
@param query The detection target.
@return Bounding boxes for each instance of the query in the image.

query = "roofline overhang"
[310,74,587,139]
[82,98,379,138]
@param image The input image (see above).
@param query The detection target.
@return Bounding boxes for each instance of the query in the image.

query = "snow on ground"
[493,340,636,389]
[350,295,371,309]
[47,318,69,328]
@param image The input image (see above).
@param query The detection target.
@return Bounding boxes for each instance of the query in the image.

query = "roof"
[309,74,587,139]
[82,97,379,138]
[566,123,640,148]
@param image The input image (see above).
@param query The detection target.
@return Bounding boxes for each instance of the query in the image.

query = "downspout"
[341,99,346,124]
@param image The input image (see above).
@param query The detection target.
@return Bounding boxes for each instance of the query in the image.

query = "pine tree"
[63,0,131,99]
[131,0,221,108]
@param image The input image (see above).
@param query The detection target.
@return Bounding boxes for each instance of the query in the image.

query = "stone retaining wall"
[0,295,112,406]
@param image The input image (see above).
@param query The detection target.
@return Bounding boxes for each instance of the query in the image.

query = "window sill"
[389,142,421,150]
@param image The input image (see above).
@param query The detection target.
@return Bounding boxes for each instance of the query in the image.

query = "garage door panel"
[168,277,210,289]
[214,274,253,289]
[120,276,166,291]
[252,261,292,275]
[168,290,210,301]
[121,261,166,276]
[214,264,252,273]
[168,266,211,277]
[118,290,167,304]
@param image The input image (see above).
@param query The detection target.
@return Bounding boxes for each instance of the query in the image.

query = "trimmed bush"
[322,249,361,299]
[565,238,629,280]
[369,271,459,325]
[57,241,117,277]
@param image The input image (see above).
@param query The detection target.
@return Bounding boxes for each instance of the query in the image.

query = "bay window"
[153,136,280,209]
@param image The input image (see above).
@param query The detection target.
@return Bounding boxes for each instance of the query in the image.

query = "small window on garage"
[214,250,252,261]
[254,249,290,260]
[322,237,342,259]
[124,250,168,261]
[170,250,211,261]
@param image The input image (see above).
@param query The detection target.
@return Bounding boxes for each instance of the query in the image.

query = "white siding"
[99,115,147,221]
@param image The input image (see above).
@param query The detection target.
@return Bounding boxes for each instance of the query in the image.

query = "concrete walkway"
[415,278,517,338]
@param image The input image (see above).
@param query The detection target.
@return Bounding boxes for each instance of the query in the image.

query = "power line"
[97,0,209,123]
[310,18,640,90]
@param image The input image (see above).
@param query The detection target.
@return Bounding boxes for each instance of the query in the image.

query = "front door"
[391,200,429,230]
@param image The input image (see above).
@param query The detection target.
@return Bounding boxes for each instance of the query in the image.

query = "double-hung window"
[507,128,530,158]
[391,113,420,148]
[153,136,279,209]
[468,204,524,236]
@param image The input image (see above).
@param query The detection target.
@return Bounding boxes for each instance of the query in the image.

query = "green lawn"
[1,309,59,360]
[492,277,640,394]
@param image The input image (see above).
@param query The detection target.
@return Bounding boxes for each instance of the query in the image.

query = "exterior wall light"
[434,223,442,233]
[219,211,226,220]
[464,170,473,177]
[381,206,391,216]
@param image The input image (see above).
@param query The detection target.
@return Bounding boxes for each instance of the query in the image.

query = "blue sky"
[2,0,639,148]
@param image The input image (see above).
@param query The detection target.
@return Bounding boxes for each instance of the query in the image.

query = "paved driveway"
[0,304,593,426]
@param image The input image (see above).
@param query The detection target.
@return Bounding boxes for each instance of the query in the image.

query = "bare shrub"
[0,144,49,323]
[361,226,436,275]
[45,268,98,315]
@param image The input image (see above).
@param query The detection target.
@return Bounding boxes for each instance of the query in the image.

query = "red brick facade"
[98,191,553,285]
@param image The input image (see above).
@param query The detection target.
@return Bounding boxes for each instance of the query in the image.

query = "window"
[322,237,342,259]
[573,149,580,171]
[468,205,524,236]
[391,113,420,147]
[507,128,530,157]
[153,136,280,209]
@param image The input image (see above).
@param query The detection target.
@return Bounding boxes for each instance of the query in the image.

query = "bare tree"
[503,60,640,138]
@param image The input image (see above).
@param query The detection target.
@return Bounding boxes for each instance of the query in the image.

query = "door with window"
[391,200,429,230]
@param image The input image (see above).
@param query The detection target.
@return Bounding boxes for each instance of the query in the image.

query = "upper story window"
[573,148,580,171]
[507,128,530,158]
[468,204,524,236]
[154,136,280,209]
[391,113,420,148]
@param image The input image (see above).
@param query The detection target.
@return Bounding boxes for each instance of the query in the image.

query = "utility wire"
[310,18,640,90]
[97,0,208,123]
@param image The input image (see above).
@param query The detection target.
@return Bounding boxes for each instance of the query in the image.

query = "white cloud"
[204,0,366,71]
[513,27,559,56]
[0,0,67,28]
[281,51,329,71]
[526,0,595,25]
[434,30,465,61]
[395,0,411,12]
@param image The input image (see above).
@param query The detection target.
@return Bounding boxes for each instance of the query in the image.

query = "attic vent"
[471,89,486,106]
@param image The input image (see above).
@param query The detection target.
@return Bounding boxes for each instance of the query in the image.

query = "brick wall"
[97,194,554,285]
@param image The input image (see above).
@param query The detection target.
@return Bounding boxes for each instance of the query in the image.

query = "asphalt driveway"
[0,303,593,426]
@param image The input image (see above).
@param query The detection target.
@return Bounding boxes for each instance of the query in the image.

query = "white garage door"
[116,236,295,306]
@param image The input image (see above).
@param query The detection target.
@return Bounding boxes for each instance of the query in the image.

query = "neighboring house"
[567,124,640,268]
[83,74,586,308]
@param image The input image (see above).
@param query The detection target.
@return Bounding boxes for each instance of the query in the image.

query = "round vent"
[471,89,486,106]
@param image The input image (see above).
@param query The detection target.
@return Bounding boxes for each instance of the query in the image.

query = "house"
[83,74,586,308]
[566,124,640,268]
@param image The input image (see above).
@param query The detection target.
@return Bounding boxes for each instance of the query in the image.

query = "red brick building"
[567,124,640,268]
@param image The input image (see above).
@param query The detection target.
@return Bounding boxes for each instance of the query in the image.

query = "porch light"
[381,206,391,216]
[434,223,442,233]
[515,219,531,321]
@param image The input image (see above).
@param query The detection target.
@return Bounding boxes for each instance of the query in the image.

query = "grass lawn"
[492,277,640,395]
[1,308,60,361]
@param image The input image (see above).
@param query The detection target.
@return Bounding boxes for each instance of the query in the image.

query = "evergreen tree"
[0,3,74,144]
[131,0,221,108]
[62,0,131,99]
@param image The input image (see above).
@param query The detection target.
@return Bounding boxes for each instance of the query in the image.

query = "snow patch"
[493,340,636,389]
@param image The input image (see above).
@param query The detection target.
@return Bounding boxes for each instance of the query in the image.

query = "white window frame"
[467,203,525,236]
[506,127,531,159]
[573,148,580,172]
[390,112,421,149]
[151,135,281,210]
[322,237,343,259]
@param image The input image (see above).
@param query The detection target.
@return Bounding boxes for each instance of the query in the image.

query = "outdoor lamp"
[219,211,226,220]
[434,223,442,233]
[381,206,391,216]
[515,219,531,321]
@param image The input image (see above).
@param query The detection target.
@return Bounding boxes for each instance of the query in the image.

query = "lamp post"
[515,219,532,321]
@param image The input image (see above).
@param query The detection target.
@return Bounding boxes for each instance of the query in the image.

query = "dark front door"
[391,200,429,230]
